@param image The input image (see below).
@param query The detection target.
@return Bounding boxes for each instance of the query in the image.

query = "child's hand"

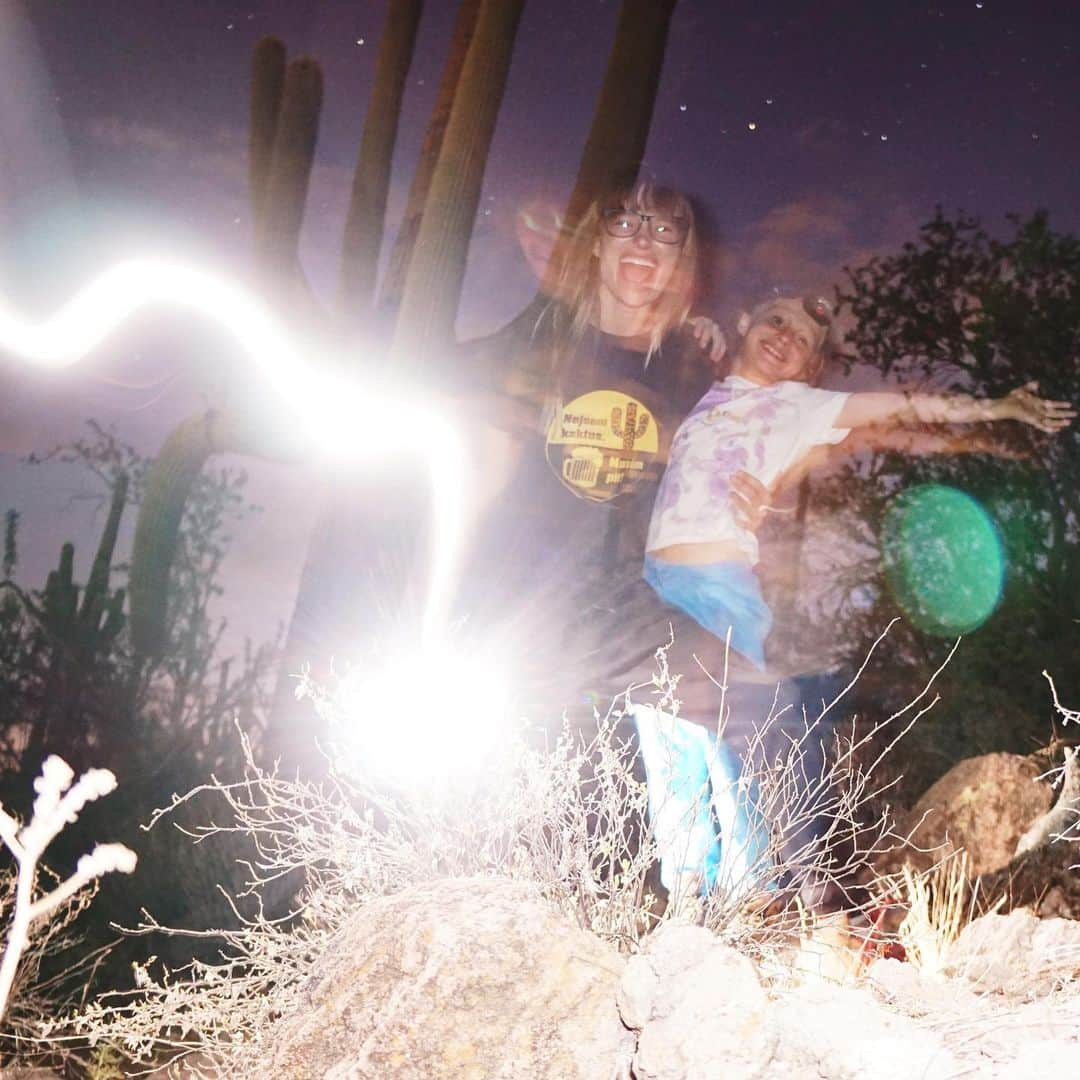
[731,471,771,531]
[1000,382,1076,433]
[688,316,727,365]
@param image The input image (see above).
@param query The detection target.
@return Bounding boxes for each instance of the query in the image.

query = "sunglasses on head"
[802,296,834,327]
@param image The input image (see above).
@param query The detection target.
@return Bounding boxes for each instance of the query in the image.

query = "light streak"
[0,257,467,643]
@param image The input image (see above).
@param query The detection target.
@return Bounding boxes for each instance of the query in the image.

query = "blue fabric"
[633,705,775,899]
[642,556,772,670]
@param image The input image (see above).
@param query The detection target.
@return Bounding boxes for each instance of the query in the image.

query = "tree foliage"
[802,211,1080,795]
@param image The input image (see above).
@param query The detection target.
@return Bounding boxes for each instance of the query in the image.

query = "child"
[632,294,1073,907]
[644,294,1074,668]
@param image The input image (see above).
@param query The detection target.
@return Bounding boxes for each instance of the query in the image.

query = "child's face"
[733,300,825,386]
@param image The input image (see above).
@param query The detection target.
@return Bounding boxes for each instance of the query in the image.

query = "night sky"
[2,0,1078,649]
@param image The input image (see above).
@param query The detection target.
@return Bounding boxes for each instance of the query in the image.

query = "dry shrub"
[693,625,951,970]
[0,757,137,1072]
[0,870,105,1070]
[67,702,660,1076]
[64,629,951,1075]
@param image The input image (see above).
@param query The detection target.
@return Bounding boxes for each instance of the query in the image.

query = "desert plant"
[795,211,1080,798]
[896,852,977,976]
[0,756,136,1025]
[679,625,946,957]
[68,707,658,1075]
[63,626,955,1076]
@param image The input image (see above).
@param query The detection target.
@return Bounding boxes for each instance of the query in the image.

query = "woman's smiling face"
[593,201,686,320]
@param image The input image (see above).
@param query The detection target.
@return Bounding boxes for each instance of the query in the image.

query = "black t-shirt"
[459,299,712,583]
[454,299,716,717]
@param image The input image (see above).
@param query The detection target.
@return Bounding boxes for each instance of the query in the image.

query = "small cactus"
[610,402,650,452]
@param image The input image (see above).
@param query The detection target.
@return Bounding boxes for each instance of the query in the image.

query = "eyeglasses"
[601,208,688,246]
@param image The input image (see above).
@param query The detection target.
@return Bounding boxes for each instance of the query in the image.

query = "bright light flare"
[332,636,514,785]
[0,257,472,647]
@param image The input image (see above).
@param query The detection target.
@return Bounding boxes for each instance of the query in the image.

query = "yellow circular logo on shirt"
[545,390,660,502]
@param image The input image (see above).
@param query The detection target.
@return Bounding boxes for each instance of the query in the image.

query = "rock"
[266,877,629,1080]
[865,956,983,1019]
[867,959,1080,1076]
[885,753,1054,877]
[941,908,1080,996]
[765,979,966,1080]
[973,837,1080,918]
[617,922,776,1080]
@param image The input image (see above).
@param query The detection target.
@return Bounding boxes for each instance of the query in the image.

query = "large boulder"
[266,877,630,1080]
[885,752,1054,877]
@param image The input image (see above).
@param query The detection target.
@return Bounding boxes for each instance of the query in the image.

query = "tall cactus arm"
[378,0,482,316]
[128,411,308,658]
[128,413,243,658]
[561,0,678,230]
[337,0,425,321]
[390,0,526,367]
[253,57,324,282]
[249,36,287,225]
[42,543,77,639]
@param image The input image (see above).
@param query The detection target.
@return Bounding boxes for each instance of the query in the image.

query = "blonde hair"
[542,182,700,381]
[744,295,837,384]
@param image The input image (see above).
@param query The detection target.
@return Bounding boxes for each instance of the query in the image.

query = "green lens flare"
[882,484,1005,635]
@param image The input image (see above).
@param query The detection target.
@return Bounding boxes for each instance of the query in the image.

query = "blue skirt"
[643,556,772,670]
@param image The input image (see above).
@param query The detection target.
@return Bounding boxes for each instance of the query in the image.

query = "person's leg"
[631,703,719,907]
[703,736,775,899]
[717,667,849,907]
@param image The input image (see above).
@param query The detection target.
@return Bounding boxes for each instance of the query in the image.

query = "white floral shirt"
[646,376,851,565]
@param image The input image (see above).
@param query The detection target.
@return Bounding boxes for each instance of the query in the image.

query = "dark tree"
[791,212,1080,796]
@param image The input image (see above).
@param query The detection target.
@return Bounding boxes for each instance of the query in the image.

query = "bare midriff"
[648,540,751,565]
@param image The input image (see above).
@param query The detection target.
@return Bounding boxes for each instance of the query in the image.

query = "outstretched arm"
[836,381,1075,434]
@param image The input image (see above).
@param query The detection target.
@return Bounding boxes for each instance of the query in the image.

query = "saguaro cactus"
[611,403,650,451]
[129,414,242,658]
[37,474,128,659]
[562,0,678,229]
[253,55,323,284]
[378,0,483,316]
[248,36,287,226]
[124,1,684,753]
[390,0,527,368]
[19,473,129,768]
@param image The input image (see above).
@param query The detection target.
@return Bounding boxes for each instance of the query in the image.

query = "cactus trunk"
[390,0,526,368]
[249,36,287,225]
[253,57,324,283]
[378,0,483,317]
[129,413,244,658]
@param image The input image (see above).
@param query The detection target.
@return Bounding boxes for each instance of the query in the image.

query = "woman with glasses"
[454,181,773,907]
[456,181,763,709]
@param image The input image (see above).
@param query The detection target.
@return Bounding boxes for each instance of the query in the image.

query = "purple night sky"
[2,0,1077,651]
